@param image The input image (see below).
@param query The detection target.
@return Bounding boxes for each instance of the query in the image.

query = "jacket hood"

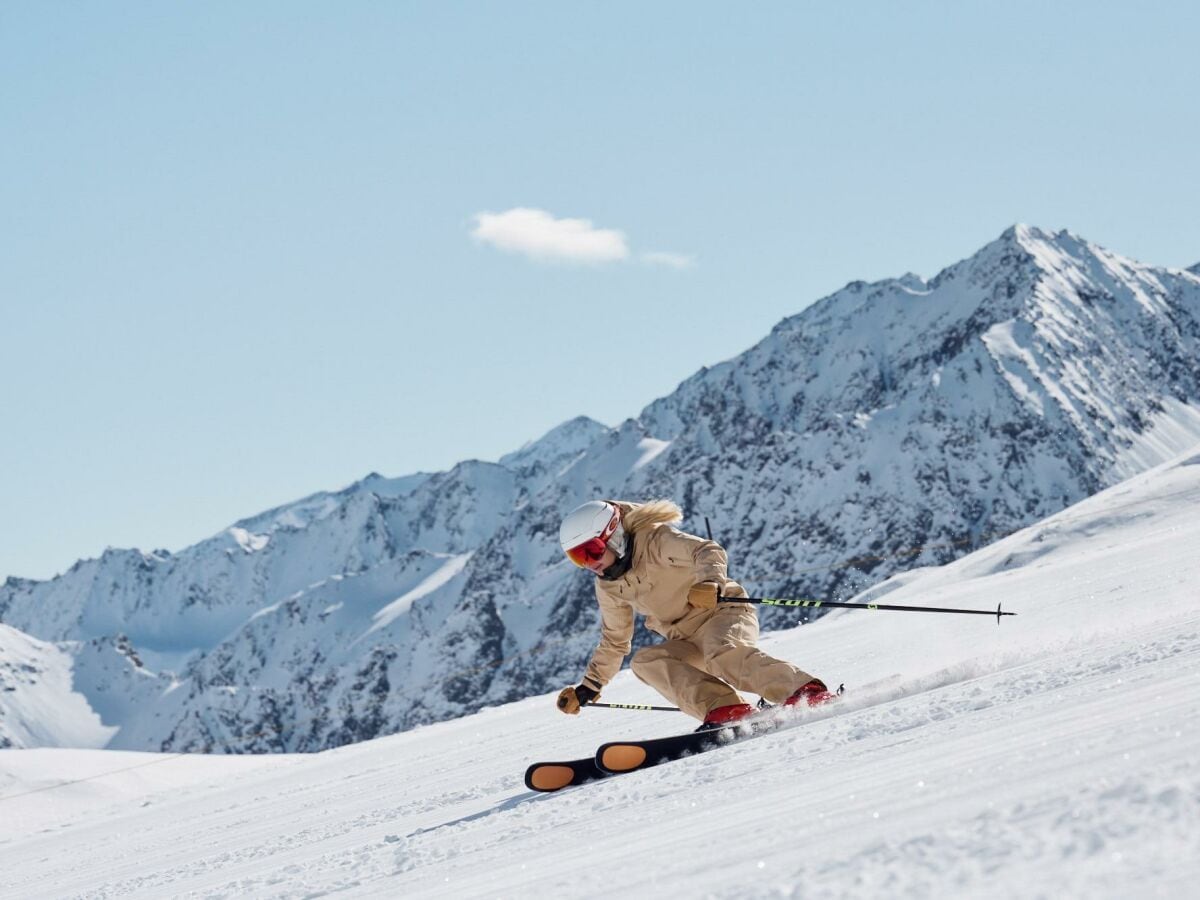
[608,499,684,535]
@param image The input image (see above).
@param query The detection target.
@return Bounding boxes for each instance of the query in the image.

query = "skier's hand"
[688,581,720,609]
[556,684,599,714]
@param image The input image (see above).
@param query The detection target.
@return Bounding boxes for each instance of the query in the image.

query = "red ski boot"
[695,703,756,732]
[784,679,837,708]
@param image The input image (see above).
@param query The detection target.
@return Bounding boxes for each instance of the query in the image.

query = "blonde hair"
[620,499,683,534]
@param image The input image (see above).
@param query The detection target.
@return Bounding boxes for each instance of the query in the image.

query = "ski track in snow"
[381,620,1200,900]
[2,449,1199,898]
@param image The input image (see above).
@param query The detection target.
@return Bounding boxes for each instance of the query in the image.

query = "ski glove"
[556,683,600,714]
[688,581,721,609]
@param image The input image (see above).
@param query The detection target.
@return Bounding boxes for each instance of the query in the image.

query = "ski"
[524,756,609,792]
[596,685,846,775]
[531,685,854,788]
[595,719,774,775]
[526,722,782,791]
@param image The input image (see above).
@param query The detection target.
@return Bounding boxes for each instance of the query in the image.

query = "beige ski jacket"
[580,500,749,691]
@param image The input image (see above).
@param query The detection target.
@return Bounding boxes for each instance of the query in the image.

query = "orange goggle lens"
[565,537,608,568]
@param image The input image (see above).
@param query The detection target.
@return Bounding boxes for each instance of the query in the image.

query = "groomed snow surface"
[3,447,1199,899]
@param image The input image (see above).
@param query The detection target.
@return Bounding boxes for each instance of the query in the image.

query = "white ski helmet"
[559,500,627,566]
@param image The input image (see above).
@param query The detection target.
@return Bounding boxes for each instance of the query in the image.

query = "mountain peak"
[930,224,1140,297]
[976,223,1064,266]
[1004,222,1056,243]
[498,415,611,471]
[895,272,928,292]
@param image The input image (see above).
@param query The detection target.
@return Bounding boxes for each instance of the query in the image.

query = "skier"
[555,499,835,729]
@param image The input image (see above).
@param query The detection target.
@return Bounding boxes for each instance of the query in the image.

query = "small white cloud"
[642,251,696,270]
[470,207,629,264]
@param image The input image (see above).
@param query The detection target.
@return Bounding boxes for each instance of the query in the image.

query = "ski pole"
[586,701,681,712]
[722,595,1015,623]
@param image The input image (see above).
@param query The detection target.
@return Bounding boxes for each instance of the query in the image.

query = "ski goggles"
[565,537,609,568]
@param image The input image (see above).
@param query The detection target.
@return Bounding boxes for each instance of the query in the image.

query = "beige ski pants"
[630,604,816,720]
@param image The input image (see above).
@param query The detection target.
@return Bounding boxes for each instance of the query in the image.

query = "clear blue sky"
[2,2,1198,581]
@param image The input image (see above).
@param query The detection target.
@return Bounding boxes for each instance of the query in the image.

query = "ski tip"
[525,764,579,792]
[598,744,648,773]
[524,758,606,792]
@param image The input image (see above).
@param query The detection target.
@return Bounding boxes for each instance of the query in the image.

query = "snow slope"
[2,445,1197,898]
[0,627,115,749]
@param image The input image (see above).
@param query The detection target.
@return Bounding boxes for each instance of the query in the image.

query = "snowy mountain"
[3,442,1198,897]
[2,225,1199,752]
[0,626,111,749]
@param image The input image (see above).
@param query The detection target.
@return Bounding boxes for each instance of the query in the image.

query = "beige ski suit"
[580,509,816,720]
